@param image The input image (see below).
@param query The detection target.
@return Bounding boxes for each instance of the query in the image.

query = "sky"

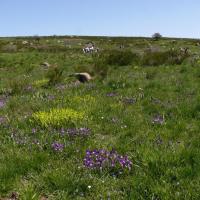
[0,0,199,38]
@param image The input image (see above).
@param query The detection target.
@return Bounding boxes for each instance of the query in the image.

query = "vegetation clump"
[32,108,85,127]
[46,65,64,86]
[83,149,132,171]
[141,48,189,66]
[105,49,138,66]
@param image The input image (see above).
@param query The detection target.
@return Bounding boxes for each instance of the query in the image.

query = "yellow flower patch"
[33,79,49,87]
[32,108,85,127]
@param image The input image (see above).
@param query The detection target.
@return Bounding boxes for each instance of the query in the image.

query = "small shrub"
[92,50,138,79]
[24,64,35,74]
[46,65,63,86]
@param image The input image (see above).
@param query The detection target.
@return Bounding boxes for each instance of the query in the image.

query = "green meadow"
[1,35,200,199]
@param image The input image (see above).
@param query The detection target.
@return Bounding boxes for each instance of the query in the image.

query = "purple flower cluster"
[83,149,132,171]
[51,142,64,152]
[60,127,90,137]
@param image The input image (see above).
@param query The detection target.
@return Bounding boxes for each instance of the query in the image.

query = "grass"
[0,35,200,199]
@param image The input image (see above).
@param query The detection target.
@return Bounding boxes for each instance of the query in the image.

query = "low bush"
[141,49,189,66]
[46,65,63,86]
[105,49,138,66]
[93,49,138,67]
[92,50,138,79]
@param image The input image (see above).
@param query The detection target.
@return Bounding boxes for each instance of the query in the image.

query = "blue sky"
[0,0,199,38]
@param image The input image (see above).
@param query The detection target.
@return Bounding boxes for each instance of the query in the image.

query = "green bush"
[105,49,137,66]
[93,49,138,67]
[46,65,63,86]
[141,49,189,66]
[92,50,138,79]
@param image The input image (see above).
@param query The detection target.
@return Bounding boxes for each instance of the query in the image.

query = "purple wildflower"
[83,149,132,171]
[51,142,64,152]
[66,127,90,137]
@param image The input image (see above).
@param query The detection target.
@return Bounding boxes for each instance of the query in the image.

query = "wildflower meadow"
[1,36,200,199]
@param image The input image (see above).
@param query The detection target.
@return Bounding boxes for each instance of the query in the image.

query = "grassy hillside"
[1,35,200,200]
